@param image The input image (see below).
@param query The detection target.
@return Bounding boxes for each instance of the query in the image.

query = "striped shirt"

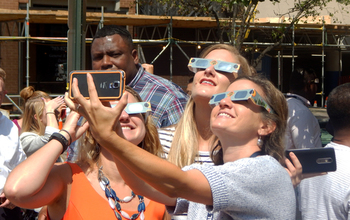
[159,126,214,165]
[129,65,188,128]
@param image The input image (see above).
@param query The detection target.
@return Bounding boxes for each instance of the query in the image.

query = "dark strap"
[250,151,263,158]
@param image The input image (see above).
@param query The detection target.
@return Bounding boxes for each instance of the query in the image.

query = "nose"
[219,96,232,109]
[204,64,216,77]
[101,55,114,70]
[119,110,130,122]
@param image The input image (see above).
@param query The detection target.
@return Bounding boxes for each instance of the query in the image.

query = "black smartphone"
[285,148,337,173]
[69,70,125,101]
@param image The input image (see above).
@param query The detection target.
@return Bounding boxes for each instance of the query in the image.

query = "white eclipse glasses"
[188,57,241,74]
[209,89,274,114]
[110,102,151,115]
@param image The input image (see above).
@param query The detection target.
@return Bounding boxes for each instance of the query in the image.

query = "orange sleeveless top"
[48,162,166,220]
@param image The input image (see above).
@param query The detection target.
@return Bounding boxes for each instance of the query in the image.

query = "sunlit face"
[191,49,239,102]
[91,34,139,85]
[210,79,265,140]
[117,92,146,146]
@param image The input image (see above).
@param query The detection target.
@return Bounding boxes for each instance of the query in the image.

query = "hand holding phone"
[285,148,337,173]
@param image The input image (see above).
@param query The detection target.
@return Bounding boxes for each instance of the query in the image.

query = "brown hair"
[20,86,51,103]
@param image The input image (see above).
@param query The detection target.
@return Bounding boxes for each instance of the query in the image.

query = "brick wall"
[120,0,135,14]
[0,0,18,9]
[0,0,20,96]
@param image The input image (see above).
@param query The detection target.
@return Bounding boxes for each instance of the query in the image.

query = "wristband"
[46,112,55,115]
[49,132,69,154]
[60,129,72,145]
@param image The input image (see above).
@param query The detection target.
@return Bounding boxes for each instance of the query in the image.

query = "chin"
[211,122,230,133]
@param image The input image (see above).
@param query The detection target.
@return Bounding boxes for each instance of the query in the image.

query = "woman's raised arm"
[69,74,213,205]
[4,111,88,209]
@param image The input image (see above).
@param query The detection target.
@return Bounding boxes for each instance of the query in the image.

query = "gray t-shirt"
[168,155,296,219]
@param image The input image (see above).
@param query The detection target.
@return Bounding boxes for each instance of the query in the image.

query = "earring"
[257,135,263,148]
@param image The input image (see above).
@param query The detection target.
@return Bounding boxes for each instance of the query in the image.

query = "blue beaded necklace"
[98,165,146,220]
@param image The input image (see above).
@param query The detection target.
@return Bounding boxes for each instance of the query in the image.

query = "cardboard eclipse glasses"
[188,58,241,74]
[110,102,151,115]
[209,89,274,114]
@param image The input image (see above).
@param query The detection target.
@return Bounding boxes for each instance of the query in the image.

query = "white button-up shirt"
[0,112,26,194]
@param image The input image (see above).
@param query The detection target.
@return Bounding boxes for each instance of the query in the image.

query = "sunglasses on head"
[110,102,152,115]
[209,89,274,114]
[188,58,241,74]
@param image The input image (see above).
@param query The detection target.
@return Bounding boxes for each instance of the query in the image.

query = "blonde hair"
[211,75,288,165]
[21,97,46,135]
[20,87,51,135]
[168,44,254,168]
[76,86,163,168]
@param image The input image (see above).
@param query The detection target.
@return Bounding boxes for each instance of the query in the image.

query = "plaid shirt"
[129,65,188,128]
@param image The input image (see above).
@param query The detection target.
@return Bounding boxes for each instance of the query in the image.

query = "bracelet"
[49,132,69,154]
[60,129,72,145]
[46,112,55,115]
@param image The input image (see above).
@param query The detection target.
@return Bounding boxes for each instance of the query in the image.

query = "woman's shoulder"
[230,155,284,171]
[20,131,38,138]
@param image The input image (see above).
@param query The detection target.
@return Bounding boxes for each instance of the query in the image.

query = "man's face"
[0,78,6,107]
[91,34,139,84]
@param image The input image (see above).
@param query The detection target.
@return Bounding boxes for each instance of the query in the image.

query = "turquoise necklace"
[98,165,146,220]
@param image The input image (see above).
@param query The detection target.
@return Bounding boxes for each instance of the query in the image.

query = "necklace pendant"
[121,210,131,219]
[105,188,112,198]
[140,211,145,220]
[115,201,121,211]
[108,197,115,209]
[110,188,117,201]
[131,213,139,220]
[99,181,106,191]
[138,202,145,212]
[114,210,122,220]
[123,195,134,203]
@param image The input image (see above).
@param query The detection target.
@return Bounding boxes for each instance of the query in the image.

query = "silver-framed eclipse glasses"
[110,102,151,115]
[188,58,241,74]
[209,89,274,114]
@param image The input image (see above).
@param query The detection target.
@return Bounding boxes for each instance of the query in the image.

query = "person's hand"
[285,152,326,188]
[38,206,48,220]
[0,193,16,209]
[45,96,64,113]
[65,74,127,144]
[61,99,89,143]
[285,152,303,188]
[142,63,154,74]
[56,102,67,120]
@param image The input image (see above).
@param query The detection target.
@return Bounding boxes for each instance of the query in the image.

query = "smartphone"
[286,148,337,173]
[69,70,125,101]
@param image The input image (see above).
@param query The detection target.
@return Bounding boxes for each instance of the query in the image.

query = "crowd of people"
[0,25,348,220]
